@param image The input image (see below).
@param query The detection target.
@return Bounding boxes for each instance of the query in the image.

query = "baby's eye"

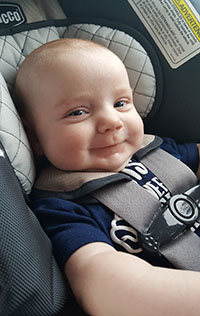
[114,101,127,108]
[68,109,86,116]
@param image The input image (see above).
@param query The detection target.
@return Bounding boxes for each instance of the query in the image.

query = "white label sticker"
[128,0,200,68]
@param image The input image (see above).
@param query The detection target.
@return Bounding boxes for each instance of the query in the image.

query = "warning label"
[128,0,200,68]
[172,0,200,40]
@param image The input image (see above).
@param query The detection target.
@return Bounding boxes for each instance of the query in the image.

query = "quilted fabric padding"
[0,23,156,193]
[0,72,35,193]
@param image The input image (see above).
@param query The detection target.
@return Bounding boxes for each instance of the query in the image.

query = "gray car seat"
[0,0,199,315]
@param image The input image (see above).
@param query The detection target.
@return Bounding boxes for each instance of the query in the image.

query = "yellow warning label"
[172,0,200,41]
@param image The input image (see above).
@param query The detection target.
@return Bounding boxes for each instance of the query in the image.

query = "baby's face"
[30,48,144,171]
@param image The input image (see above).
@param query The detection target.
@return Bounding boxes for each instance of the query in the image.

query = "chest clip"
[139,184,200,254]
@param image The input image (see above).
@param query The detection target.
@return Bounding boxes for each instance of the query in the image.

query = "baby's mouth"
[90,141,126,157]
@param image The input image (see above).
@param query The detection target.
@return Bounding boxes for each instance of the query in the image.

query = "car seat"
[0,0,199,315]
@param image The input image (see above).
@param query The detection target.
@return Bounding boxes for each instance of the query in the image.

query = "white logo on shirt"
[110,214,143,254]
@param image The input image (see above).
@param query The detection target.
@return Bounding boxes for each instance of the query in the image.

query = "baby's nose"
[97,113,123,133]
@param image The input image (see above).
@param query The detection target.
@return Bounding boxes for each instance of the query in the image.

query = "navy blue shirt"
[31,138,199,269]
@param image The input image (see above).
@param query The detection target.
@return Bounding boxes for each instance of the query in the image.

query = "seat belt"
[92,148,200,271]
[34,145,200,270]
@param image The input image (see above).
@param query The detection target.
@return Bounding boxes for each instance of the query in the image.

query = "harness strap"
[92,148,200,271]
[140,148,197,194]
[35,142,199,270]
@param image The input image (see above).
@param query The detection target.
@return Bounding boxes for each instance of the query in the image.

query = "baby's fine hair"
[14,38,115,116]
[20,38,110,67]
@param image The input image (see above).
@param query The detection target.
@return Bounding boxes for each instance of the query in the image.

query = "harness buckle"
[139,184,200,254]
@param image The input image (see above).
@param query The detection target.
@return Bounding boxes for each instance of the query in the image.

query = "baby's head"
[15,38,144,172]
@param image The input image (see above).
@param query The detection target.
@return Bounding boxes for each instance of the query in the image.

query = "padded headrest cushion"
[0,24,156,194]
[0,73,35,194]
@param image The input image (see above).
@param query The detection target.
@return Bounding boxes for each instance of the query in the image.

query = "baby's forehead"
[34,41,117,64]
[18,41,126,102]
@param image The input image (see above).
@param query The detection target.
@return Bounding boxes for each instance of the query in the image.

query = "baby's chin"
[85,158,132,173]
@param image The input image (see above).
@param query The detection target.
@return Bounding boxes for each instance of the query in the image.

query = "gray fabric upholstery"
[0,1,156,314]
[0,142,71,315]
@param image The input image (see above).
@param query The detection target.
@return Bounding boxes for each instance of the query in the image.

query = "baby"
[15,38,200,316]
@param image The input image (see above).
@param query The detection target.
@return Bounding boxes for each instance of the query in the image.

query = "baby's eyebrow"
[54,95,88,111]
[54,86,133,110]
[54,99,69,109]
[55,91,92,107]
[115,86,133,95]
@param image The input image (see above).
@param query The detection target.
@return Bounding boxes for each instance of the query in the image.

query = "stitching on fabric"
[0,56,18,71]
[3,133,33,181]
[14,27,59,71]
[0,36,8,60]
[125,66,155,79]
[134,53,148,93]
[20,31,45,46]
[91,28,102,42]
[92,25,102,41]
[45,27,53,42]
[1,35,25,58]
[0,85,2,114]
[0,36,6,61]
[134,90,155,98]
[0,129,32,157]
[68,25,147,56]
[15,35,27,70]
[47,26,59,37]
[1,99,21,119]
[107,29,118,49]
[73,24,84,38]
[61,26,69,38]
[144,84,156,116]
[123,37,134,64]
[0,125,33,184]
[0,80,9,92]
[11,118,23,164]
[14,167,32,185]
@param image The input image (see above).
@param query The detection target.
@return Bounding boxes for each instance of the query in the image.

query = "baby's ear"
[22,117,43,157]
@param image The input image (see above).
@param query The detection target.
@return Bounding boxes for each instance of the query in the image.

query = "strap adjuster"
[139,185,200,254]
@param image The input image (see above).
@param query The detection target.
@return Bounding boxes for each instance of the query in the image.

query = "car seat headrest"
[0,72,35,194]
[0,24,157,194]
